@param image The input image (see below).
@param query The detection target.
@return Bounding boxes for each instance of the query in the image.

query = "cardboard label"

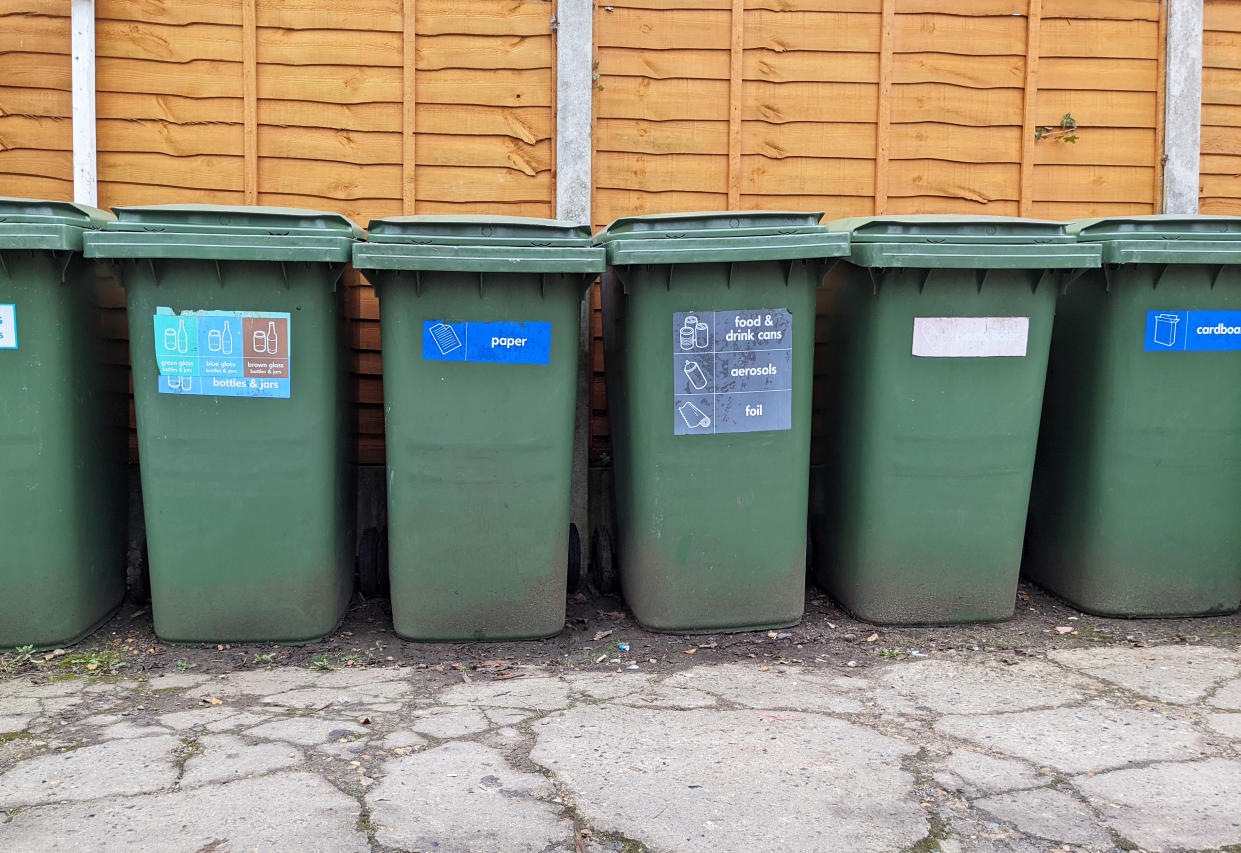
[1144,310,1241,351]
[912,317,1030,358]
[153,308,291,398]
[672,308,793,436]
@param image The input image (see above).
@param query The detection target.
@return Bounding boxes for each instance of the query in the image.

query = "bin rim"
[829,214,1078,244]
[102,204,363,239]
[0,196,115,229]
[1068,215,1241,240]
[364,214,594,247]
[596,210,826,240]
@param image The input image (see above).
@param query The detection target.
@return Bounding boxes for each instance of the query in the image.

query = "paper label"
[422,321,551,365]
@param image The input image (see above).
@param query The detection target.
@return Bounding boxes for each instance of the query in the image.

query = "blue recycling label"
[0,304,16,349]
[422,321,551,365]
[1144,310,1241,351]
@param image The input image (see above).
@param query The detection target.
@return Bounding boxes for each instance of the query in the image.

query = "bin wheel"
[590,527,618,595]
[567,523,582,592]
[358,527,382,597]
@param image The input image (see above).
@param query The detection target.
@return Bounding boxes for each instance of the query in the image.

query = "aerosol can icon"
[683,360,708,390]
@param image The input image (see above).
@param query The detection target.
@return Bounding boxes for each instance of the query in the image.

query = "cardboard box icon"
[1153,313,1180,347]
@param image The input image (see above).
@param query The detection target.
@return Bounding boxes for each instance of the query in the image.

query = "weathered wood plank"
[739,193,873,215]
[1028,200,1154,218]
[1031,127,1157,165]
[97,58,242,98]
[744,120,878,159]
[743,81,880,122]
[890,122,1020,163]
[894,13,1027,56]
[599,47,730,80]
[415,34,553,71]
[0,52,71,90]
[1042,0,1158,20]
[95,117,243,156]
[1031,164,1157,201]
[0,86,71,118]
[891,82,1023,125]
[892,52,1023,89]
[887,159,1021,202]
[745,10,882,52]
[97,151,244,191]
[98,180,245,207]
[1039,18,1159,59]
[595,152,728,192]
[1033,89,1158,127]
[417,68,553,107]
[596,77,730,120]
[416,135,551,173]
[256,27,403,67]
[593,187,727,225]
[411,165,552,202]
[742,154,874,195]
[1039,57,1157,92]
[96,0,242,26]
[256,126,399,166]
[596,119,729,155]
[882,195,1020,215]
[98,92,241,123]
[415,0,556,37]
[596,8,731,48]
[0,114,71,151]
[744,49,880,83]
[94,21,241,63]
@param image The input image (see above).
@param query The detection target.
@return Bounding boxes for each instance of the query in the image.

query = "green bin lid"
[0,196,115,252]
[84,204,361,263]
[828,215,1099,270]
[1068,215,1241,264]
[354,215,604,274]
[594,211,849,265]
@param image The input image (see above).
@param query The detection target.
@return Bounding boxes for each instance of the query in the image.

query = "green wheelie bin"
[811,216,1100,625]
[1024,216,1241,617]
[596,212,849,633]
[84,205,360,643]
[0,198,128,649]
[352,216,604,640]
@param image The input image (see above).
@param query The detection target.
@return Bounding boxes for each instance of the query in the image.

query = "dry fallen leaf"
[683,648,697,655]
[360,716,373,725]
[1055,626,1074,634]
[866,633,879,642]
[593,629,613,641]
[201,696,223,706]
[85,663,98,671]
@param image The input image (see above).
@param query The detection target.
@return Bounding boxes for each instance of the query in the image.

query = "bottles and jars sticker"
[672,309,793,436]
[152,308,291,398]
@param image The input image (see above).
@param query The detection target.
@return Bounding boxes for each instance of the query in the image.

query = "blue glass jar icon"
[1153,313,1180,347]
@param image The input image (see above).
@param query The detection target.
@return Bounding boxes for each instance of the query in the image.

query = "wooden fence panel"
[0,4,73,200]
[1202,0,1241,215]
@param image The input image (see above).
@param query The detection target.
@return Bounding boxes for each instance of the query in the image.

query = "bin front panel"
[123,257,353,643]
[0,251,127,648]
[605,258,819,633]
[812,263,1058,625]
[1025,262,1241,616]
[375,269,582,640]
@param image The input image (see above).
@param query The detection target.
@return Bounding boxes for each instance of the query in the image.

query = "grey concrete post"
[1163,0,1204,214]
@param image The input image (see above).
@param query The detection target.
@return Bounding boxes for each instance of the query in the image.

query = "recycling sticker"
[153,307,291,398]
[672,308,792,436]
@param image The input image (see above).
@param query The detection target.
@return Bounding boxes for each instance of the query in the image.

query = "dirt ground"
[5,578,1239,682]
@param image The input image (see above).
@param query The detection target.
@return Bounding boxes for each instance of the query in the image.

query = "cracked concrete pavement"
[2,642,1240,852]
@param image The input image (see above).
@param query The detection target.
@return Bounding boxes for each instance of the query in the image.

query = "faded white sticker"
[912,316,1029,358]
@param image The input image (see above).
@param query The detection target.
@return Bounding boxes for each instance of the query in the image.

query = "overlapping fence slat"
[1202,0,1241,215]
